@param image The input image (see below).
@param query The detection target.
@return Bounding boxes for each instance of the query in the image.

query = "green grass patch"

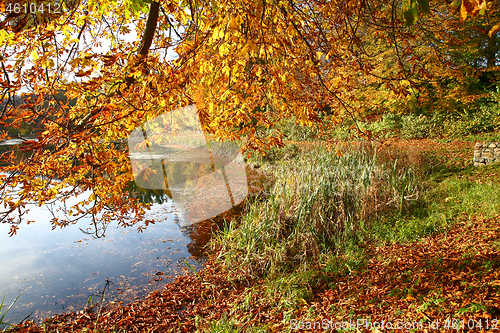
[209,139,500,327]
[0,295,19,332]
[215,146,420,277]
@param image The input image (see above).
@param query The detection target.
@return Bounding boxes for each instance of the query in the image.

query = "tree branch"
[124,0,161,87]
[138,1,160,56]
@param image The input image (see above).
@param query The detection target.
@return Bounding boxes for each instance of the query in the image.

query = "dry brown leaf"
[488,23,500,38]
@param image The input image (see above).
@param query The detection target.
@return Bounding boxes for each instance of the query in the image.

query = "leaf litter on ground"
[9,138,500,332]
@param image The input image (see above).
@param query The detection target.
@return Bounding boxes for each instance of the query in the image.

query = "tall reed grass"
[214,145,420,277]
[0,294,19,332]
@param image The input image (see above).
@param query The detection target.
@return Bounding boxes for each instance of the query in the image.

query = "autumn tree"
[0,0,493,234]
[388,0,500,133]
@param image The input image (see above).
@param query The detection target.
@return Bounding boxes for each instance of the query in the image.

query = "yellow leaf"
[219,44,230,57]
[489,23,500,38]
[0,30,13,47]
[336,149,344,157]
[229,17,238,30]
[255,67,262,78]
[42,58,54,69]
[212,27,225,40]
[459,3,467,21]
[62,26,72,38]
[242,40,258,55]
[31,50,39,61]
[76,16,85,27]
[249,40,258,53]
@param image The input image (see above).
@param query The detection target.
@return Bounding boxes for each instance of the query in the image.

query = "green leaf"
[403,1,419,26]
[416,0,430,15]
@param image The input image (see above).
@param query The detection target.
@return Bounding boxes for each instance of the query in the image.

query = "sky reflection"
[0,197,203,324]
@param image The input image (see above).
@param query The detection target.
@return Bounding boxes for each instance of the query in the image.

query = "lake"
[0,190,210,325]
[0,138,243,326]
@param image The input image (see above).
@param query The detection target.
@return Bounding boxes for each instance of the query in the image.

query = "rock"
[474,142,500,167]
[474,157,485,163]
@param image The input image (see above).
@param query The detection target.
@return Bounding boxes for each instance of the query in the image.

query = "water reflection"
[0,104,250,326]
[0,164,235,326]
[0,139,31,167]
[128,105,248,225]
[125,180,172,205]
[0,190,208,325]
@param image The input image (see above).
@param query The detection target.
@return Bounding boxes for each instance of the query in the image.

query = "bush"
[276,119,318,141]
[245,143,300,166]
[368,113,402,138]
[400,114,432,139]
[362,86,500,140]
[442,93,500,137]
[216,146,420,277]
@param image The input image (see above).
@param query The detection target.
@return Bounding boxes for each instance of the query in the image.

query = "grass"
[208,136,500,326]
[368,171,500,244]
[201,314,269,333]
[216,145,421,276]
[210,144,425,321]
[0,295,19,332]
[6,289,115,333]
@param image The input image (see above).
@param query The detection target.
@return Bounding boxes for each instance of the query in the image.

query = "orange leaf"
[462,0,486,17]
[8,224,19,236]
[488,23,500,38]
[75,69,93,77]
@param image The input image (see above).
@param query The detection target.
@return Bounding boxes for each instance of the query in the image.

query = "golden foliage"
[0,0,496,230]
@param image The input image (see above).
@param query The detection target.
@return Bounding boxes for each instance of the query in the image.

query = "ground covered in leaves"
[9,138,500,332]
[295,214,500,332]
[11,214,500,332]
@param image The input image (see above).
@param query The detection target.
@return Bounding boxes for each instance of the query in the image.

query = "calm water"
[0,104,251,326]
[0,195,206,324]
[0,141,210,325]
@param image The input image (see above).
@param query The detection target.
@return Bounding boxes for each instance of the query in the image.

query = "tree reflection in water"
[124,179,243,260]
[128,105,248,227]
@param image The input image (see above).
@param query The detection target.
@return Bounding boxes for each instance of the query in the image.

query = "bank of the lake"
[6,138,500,332]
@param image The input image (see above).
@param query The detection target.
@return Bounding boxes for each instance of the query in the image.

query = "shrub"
[368,113,402,138]
[245,143,300,165]
[400,114,432,139]
[442,92,500,137]
[215,146,420,277]
[276,119,318,141]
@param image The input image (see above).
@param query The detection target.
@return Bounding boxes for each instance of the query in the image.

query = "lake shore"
[7,138,500,332]
[9,213,500,332]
